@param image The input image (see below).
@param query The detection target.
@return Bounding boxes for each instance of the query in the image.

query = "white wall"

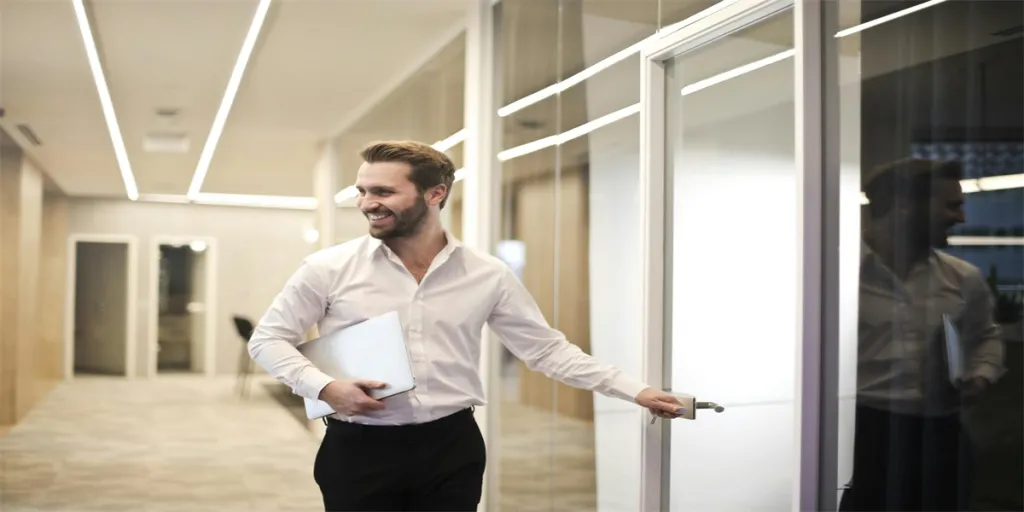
[582,12,863,511]
[67,199,366,377]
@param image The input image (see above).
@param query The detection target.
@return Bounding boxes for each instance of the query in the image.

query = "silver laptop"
[297,311,416,420]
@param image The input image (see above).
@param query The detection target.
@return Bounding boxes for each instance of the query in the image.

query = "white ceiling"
[0,0,468,198]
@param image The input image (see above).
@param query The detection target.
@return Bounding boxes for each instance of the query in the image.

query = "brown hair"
[863,158,963,218]
[360,140,456,209]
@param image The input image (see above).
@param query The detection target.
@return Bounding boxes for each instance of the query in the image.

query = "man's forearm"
[248,334,335,400]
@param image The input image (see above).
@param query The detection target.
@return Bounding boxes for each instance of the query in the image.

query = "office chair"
[233,315,256,398]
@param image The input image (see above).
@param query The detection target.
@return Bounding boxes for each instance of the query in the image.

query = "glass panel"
[831,1,1024,510]
[663,8,796,511]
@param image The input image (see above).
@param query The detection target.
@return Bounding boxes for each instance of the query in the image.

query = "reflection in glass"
[834,1,1023,510]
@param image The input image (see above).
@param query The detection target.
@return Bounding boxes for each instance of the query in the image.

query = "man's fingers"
[655,400,684,415]
[354,380,387,390]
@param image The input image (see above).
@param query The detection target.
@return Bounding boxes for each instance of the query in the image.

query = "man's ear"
[426,184,448,207]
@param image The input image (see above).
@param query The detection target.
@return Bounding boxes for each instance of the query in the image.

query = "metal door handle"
[649,394,725,422]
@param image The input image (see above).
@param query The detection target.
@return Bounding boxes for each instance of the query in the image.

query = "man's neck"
[384,221,447,269]
[864,227,930,278]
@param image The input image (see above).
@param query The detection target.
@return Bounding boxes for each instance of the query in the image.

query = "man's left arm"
[961,270,1006,388]
[487,268,683,416]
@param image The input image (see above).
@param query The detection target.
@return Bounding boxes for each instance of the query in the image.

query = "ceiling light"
[187,0,273,198]
[72,0,138,200]
[680,49,795,97]
[496,0,742,118]
[497,103,640,162]
[434,129,466,153]
[948,236,1024,246]
[303,228,320,244]
[835,0,949,38]
[189,240,208,252]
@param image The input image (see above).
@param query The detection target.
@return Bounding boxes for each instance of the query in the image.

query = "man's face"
[907,178,966,247]
[355,161,429,240]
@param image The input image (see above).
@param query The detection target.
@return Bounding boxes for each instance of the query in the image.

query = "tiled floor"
[0,375,322,512]
[0,375,598,511]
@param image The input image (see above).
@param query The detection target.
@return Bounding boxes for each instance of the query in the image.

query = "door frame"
[635,0,828,510]
[147,235,218,378]
[63,234,140,380]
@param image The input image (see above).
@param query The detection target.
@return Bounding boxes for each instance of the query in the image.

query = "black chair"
[233,315,256,398]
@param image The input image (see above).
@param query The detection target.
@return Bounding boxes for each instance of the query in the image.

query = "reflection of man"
[248,141,684,512]
[840,158,1005,512]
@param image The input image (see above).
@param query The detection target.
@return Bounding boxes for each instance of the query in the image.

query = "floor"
[0,374,599,512]
[0,375,322,512]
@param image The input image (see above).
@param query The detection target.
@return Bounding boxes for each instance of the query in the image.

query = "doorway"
[148,236,216,377]
[638,0,798,510]
[65,236,139,378]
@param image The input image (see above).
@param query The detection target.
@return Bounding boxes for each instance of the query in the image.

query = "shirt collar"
[364,230,462,258]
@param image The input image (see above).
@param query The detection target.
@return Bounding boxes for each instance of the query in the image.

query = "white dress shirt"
[248,232,648,425]
[857,242,1004,416]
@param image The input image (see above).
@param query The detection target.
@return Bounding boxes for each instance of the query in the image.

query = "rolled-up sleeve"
[248,259,336,400]
[962,270,1005,383]
[487,268,649,403]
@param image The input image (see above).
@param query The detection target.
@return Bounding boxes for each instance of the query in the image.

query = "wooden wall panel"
[37,195,68,401]
[513,170,594,421]
[0,151,61,426]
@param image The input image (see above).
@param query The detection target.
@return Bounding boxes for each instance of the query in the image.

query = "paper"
[942,313,965,385]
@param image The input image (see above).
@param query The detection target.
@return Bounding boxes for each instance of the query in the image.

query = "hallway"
[0,376,322,511]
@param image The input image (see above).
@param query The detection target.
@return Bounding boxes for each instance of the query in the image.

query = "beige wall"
[0,147,62,426]
[68,199,366,377]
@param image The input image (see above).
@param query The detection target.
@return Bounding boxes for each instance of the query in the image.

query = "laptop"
[297,310,416,420]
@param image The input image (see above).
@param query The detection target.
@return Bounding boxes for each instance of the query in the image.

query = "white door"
[638,0,801,510]
[188,246,208,374]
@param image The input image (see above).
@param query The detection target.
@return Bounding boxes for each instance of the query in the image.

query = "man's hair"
[360,140,456,209]
[862,158,963,218]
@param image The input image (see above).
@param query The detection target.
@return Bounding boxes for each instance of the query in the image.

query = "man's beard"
[367,196,429,240]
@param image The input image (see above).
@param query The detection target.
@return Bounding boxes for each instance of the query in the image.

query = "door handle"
[650,394,726,422]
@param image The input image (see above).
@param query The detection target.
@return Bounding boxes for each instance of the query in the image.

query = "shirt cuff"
[297,369,336,401]
[606,374,652,403]
[967,362,1004,383]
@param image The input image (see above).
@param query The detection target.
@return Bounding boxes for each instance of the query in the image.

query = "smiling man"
[247,140,683,512]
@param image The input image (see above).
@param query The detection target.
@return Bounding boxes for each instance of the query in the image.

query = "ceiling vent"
[16,124,41,146]
[143,131,190,153]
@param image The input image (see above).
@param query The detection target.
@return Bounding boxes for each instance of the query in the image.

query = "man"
[248,140,683,512]
[839,158,1005,512]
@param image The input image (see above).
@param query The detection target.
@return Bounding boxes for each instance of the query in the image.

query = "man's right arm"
[247,260,336,401]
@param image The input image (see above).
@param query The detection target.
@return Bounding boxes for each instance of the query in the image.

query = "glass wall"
[828,0,1024,510]
[494,1,726,510]
[663,8,797,510]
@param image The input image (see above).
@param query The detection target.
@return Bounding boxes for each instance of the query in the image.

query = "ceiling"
[0,0,468,199]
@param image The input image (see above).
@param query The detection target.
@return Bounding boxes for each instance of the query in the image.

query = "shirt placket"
[407,287,429,422]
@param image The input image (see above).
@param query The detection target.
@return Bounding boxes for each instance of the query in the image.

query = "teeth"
[369,213,390,221]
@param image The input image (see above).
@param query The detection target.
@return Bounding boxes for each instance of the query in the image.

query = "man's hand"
[318,379,387,415]
[960,376,990,406]
[635,387,685,419]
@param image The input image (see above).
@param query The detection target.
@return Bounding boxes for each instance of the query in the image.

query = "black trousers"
[839,405,972,512]
[314,408,486,512]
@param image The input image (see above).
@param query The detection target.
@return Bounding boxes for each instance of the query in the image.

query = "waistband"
[325,407,475,431]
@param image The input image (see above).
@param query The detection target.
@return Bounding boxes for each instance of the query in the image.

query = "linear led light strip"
[333,130,467,204]
[72,0,139,201]
[497,0,741,118]
[139,192,317,210]
[186,0,272,199]
[859,173,1024,204]
[500,0,945,120]
[948,236,1024,246]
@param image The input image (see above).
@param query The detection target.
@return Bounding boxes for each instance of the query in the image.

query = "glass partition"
[827,1,1024,510]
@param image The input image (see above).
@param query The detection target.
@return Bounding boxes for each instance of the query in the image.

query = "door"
[638,0,798,510]
[73,241,130,376]
[187,243,208,374]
